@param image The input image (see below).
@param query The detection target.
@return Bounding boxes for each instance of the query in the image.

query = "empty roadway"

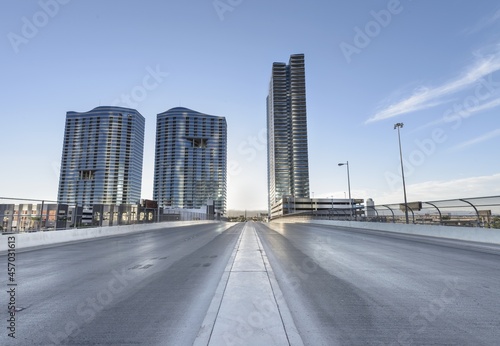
[1,222,242,345]
[255,222,500,345]
[2,221,500,345]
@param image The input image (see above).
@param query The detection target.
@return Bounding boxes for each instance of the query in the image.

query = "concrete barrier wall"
[271,219,500,245]
[0,221,227,252]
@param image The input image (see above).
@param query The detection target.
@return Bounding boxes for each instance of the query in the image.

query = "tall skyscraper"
[267,53,310,212]
[57,106,145,207]
[153,107,227,215]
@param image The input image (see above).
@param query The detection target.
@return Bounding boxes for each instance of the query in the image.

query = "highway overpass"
[1,221,500,345]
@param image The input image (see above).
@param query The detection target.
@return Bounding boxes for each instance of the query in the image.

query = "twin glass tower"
[153,107,227,215]
[57,106,145,207]
[267,54,310,212]
[58,106,227,216]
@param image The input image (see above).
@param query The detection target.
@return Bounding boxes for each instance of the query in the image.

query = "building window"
[187,137,208,148]
[79,170,96,180]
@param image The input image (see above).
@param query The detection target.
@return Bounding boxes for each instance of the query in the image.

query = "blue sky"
[1,0,500,210]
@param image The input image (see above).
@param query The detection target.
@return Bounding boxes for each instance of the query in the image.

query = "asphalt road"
[3,221,500,345]
[255,222,500,346]
[1,222,243,346]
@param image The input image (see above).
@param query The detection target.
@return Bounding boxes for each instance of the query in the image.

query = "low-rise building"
[270,196,365,220]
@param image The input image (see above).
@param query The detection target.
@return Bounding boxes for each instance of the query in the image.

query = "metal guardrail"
[272,196,500,228]
[0,197,220,234]
[0,197,160,233]
[367,196,500,227]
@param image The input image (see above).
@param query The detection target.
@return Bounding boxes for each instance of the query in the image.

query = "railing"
[366,196,500,228]
[0,197,221,234]
[272,196,500,228]
[0,197,160,233]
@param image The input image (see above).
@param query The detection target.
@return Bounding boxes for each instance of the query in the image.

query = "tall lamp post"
[338,162,353,220]
[330,195,334,220]
[394,123,409,224]
[311,192,314,216]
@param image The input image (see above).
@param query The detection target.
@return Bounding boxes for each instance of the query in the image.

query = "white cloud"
[414,95,500,131]
[365,51,500,124]
[453,128,500,150]
[456,96,500,119]
[463,9,500,35]
[411,117,446,133]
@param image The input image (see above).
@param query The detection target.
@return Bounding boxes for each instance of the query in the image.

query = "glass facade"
[153,107,227,215]
[57,106,145,207]
[267,54,310,212]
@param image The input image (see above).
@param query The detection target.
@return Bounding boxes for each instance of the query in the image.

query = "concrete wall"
[272,219,500,245]
[0,221,227,252]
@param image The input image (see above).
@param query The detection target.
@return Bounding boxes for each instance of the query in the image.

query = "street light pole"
[394,123,409,224]
[331,195,334,220]
[338,162,353,220]
[311,192,314,216]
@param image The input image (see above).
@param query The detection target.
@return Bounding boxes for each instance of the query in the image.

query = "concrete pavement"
[195,221,302,346]
[3,220,499,345]
[256,221,500,345]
